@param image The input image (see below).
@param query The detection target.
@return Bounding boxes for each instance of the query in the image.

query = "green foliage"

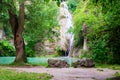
[1,0,59,57]
[38,62,48,67]
[93,0,120,64]
[0,0,17,22]
[23,0,58,56]
[88,32,112,63]
[0,0,17,39]
[26,45,35,57]
[79,50,92,59]
[0,40,15,56]
[74,0,103,47]
[74,0,120,64]
[4,24,13,38]
[55,46,65,56]
[0,23,3,29]
[0,68,52,80]
[68,0,79,12]
[104,1,120,64]
[44,0,61,6]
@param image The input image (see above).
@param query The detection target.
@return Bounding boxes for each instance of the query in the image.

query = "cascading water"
[58,1,74,57]
[68,35,74,57]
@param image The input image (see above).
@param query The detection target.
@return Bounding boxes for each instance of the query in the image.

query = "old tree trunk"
[8,2,27,63]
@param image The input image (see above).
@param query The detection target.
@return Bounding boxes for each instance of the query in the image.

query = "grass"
[0,62,49,68]
[38,63,48,67]
[28,62,48,67]
[0,67,52,80]
[106,72,120,80]
[114,72,120,77]
[95,64,120,70]
[97,64,120,80]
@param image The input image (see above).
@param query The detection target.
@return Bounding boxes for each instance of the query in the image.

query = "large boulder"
[73,58,95,68]
[48,59,69,68]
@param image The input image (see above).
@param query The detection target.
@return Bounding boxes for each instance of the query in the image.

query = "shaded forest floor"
[6,66,120,80]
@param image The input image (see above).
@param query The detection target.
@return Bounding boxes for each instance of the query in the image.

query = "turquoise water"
[0,57,15,64]
[0,57,79,65]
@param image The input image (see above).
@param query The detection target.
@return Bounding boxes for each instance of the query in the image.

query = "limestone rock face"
[34,42,43,54]
[72,48,82,57]
[44,40,56,53]
[48,59,70,68]
[0,29,4,40]
[34,34,59,55]
[73,58,95,68]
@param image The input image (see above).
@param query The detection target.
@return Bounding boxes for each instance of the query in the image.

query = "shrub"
[0,40,15,56]
[79,49,92,59]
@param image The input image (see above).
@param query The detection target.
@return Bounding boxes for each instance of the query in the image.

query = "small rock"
[73,58,95,68]
[48,59,69,68]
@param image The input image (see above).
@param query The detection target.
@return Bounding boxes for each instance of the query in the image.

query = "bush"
[26,45,36,57]
[55,46,66,56]
[68,0,79,12]
[0,40,15,56]
[25,40,36,57]
[73,0,120,64]
[79,50,92,59]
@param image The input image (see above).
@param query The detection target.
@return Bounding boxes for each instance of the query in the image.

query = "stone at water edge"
[48,59,70,68]
[73,58,95,68]
[73,60,81,68]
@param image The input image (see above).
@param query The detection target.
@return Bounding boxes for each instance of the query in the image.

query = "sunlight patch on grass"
[0,67,52,80]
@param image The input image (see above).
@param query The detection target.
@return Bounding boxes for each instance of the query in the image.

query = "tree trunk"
[0,0,2,3]
[8,2,27,63]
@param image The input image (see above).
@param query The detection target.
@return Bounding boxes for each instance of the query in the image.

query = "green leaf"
[44,0,50,3]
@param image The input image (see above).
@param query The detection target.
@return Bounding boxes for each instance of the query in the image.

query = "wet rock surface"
[48,59,70,68]
[73,58,95,68]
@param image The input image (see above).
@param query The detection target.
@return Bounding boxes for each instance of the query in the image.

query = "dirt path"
[7,67,120,80]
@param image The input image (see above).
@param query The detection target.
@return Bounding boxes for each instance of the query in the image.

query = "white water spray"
[58,1,74,57]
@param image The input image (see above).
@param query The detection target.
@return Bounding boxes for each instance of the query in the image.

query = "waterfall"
[68,34,74,57]
[58,1,74,57]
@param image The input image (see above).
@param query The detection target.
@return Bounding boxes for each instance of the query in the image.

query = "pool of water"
[0,57,79,65]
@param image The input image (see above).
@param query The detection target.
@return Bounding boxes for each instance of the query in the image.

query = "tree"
[0,0,59,63]
[0,0,62,63]
[8,0,27,63]
[0,0,27,63]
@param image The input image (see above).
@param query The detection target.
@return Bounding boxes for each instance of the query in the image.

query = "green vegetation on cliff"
[74,0,120,64]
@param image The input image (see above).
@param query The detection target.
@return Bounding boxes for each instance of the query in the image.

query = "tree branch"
[8,7,18,36]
